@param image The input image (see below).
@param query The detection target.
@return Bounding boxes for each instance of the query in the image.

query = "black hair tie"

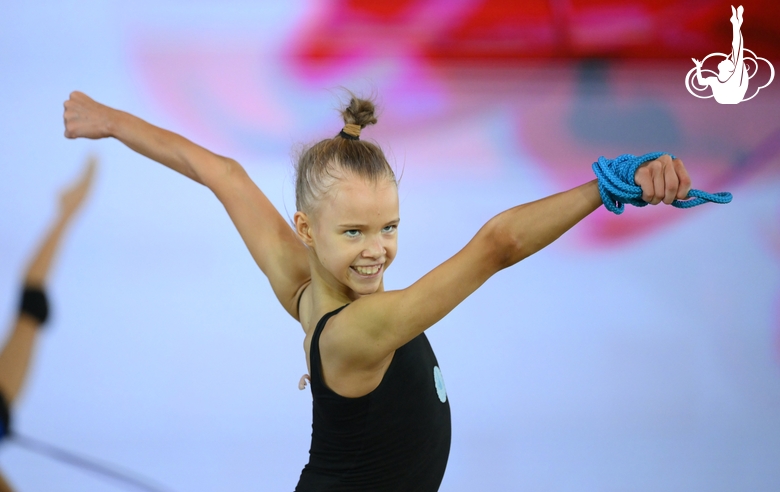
[338,130,359,140]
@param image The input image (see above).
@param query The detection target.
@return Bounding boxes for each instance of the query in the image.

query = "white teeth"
[353,265,380,275]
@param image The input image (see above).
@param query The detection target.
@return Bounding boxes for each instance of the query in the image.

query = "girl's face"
[302,173,399,298]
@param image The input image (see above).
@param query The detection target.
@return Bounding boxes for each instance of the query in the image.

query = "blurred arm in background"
[0,157,96,490]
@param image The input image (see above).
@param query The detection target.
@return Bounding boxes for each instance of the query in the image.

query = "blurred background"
[1,0,779,490]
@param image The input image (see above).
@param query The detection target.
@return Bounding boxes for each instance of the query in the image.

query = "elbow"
[483,213,525,271]
[222,157,245,180]
[204,156,246,191]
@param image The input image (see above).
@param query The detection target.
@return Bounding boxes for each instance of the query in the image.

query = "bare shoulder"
[318,291,404,366]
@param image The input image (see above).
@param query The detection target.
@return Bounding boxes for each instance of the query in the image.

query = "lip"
[350,263,384,278]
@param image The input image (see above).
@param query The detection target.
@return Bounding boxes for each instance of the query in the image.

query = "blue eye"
[344,230,360,238]
[382,225,397,233]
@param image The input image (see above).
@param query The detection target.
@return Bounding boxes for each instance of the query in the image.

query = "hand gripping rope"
[592,152,733,215]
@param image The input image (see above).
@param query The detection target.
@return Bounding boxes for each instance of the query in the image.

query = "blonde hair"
[295,95,396,214]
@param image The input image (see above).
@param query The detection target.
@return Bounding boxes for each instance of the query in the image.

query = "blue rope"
[592,152,733,215]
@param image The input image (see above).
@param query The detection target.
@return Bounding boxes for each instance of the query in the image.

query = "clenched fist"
[634,154,692,205]
[63,91,114,140]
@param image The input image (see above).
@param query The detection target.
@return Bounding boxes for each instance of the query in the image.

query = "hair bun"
[341,97,378,129]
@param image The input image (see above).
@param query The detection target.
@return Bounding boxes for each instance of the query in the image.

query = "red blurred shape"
[289,0,780,66]
[347,0,417,16]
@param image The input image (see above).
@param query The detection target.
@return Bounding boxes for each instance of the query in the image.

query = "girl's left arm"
[493,154,690,266]
[331,156,691,365]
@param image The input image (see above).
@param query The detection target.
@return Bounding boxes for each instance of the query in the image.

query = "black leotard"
[295,305,451,491]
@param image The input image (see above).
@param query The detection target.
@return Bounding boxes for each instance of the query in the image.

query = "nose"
[362,236,386,259]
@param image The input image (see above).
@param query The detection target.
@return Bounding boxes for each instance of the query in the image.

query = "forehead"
[319,175,399,225]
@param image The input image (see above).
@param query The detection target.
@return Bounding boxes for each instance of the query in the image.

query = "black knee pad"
[0,390,11,440]
[19,286,49,326]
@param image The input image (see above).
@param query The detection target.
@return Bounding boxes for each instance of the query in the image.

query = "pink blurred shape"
[128,1,780,246]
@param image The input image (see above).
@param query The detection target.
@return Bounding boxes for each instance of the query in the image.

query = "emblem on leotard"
[685,5,774,104]
[433,366,447,403]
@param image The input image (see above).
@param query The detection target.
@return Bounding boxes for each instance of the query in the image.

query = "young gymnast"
[0,158,96,492]
[63,91,699,491]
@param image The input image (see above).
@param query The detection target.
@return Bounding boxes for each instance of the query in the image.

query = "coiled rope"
[592,152,733,215]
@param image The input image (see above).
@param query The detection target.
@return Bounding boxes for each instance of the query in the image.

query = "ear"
[294,211,315,247]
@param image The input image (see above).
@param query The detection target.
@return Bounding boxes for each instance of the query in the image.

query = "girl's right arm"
[63,92,311,319]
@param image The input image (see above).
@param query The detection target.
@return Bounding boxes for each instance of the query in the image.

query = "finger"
[77,159,96,187]
[662,158,679,204]
[673,158,692,199]
[82,157,98,190]
[635,165,653,203]
[85,154,99,171]
[651,161,665,205]
[63,118,75,139]
[634,164,653,202]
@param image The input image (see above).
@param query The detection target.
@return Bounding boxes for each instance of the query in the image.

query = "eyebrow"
[338,218,400,228]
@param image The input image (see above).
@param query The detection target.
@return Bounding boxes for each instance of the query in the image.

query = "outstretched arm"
[333,156,692,366]
[24,156,96,287]
[63,92,311,318]
[0,157,96,403]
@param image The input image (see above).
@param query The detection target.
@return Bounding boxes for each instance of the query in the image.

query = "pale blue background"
[1,1,779,491]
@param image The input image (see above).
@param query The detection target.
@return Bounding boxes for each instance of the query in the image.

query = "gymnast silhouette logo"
[685,5,774,104]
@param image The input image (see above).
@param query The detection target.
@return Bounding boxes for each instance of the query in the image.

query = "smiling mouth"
[351,264,383,277]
